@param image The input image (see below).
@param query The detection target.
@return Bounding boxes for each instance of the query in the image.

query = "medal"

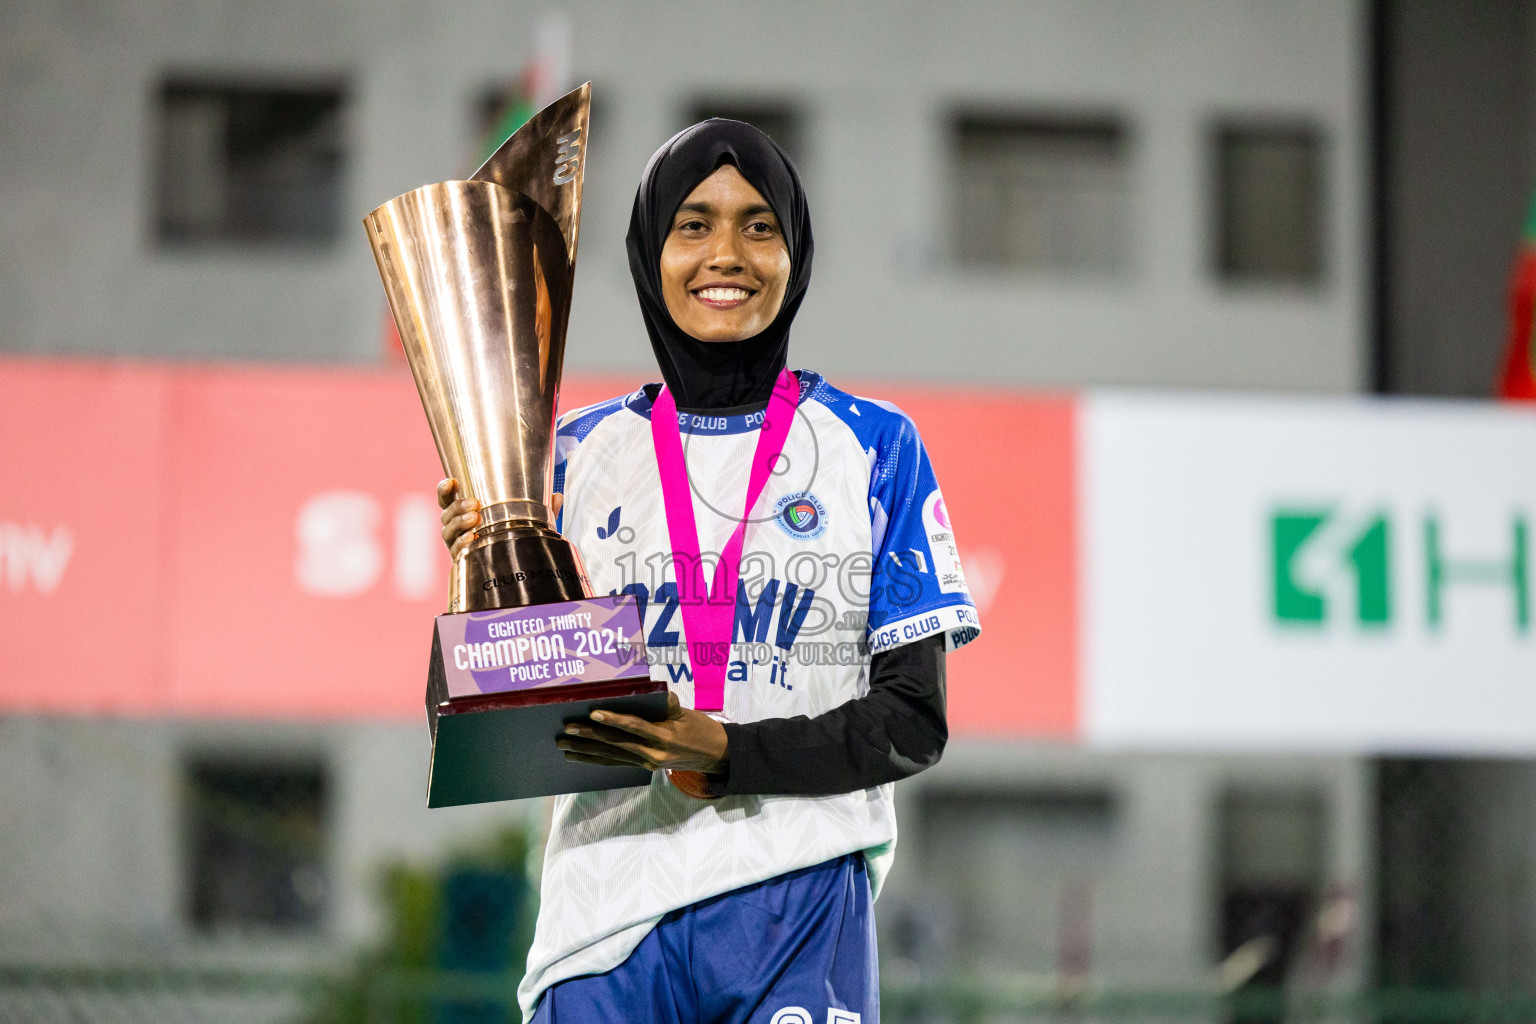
[649,369,800,712]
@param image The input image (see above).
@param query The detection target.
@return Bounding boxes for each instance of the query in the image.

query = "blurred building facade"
[6,0,1536,1016]
[2,0,1365,390]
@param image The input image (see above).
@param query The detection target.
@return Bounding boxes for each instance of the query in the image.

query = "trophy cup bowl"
[363,84,665,807]
[366,179,590,614]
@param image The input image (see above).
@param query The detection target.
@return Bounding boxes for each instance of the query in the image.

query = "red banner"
[0,359,1075,738]
[1,362,172,714]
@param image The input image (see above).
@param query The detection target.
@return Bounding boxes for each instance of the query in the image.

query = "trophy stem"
[449,525,594,613]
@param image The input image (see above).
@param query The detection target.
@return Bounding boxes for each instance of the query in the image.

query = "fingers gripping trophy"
[364,85,666,808]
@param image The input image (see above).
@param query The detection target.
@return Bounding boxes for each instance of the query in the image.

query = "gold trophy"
[366,83,592,618]
[365,84,664,807]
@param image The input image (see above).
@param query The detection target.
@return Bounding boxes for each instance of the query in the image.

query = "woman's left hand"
[557,692,728,774]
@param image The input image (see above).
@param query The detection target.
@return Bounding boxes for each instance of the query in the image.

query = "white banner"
[1083,392,1536,753]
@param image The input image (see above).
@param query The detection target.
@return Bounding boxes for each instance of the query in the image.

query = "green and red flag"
[1498,193,1536,399]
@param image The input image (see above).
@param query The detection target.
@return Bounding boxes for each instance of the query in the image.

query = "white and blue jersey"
[519,370,980,1020]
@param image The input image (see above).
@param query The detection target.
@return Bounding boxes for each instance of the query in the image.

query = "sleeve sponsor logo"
[921,488,969,595]
[932,495,952,530]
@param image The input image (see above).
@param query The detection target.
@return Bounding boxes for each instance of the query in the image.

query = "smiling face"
[659,164,791,343]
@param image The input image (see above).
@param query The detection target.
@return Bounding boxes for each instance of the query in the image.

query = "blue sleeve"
[552,394,631,535]
[865,407,982,655]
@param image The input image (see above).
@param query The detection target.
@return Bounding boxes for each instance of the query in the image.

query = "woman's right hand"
[437,478,481,558]
[437,480,564,557]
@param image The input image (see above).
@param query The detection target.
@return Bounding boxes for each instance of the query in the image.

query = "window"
[155,79,347,245]
[1215,122,1324,284]
[184,756,329,932]
[951,113,1128,274]
[1217,789,1326,1005]
[915,788,1116,974]
[685,97,804,169]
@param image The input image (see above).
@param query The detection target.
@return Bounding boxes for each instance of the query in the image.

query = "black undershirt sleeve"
[718,633,948,797]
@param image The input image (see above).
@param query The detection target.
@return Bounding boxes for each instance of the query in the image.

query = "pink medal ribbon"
[650,368,799,712]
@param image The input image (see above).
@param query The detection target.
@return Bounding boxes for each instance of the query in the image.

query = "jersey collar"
[625,370,823,435]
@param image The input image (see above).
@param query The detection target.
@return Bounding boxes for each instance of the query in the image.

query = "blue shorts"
[531,853,877,1024]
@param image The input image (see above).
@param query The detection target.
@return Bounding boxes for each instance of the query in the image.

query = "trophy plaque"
[364,83,666,807]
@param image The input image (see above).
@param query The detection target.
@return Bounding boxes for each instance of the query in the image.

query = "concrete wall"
[0,715,541,959]
[882,743,1373,991]
[0,711,1374,993]
[0,0,1366,391]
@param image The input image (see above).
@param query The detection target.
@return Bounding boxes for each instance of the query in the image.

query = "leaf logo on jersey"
[595,506,635,543]
[773,491,827,540]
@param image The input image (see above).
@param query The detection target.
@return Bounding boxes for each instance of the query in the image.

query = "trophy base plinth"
[423,592,666,808]
[426,674,666,807]
[425,531,660,808]
[452,521,593,612]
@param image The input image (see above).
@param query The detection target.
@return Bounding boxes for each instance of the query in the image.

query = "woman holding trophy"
[438,119,981,1024]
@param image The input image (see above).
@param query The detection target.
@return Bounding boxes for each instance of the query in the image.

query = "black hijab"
[626,119,813,411]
